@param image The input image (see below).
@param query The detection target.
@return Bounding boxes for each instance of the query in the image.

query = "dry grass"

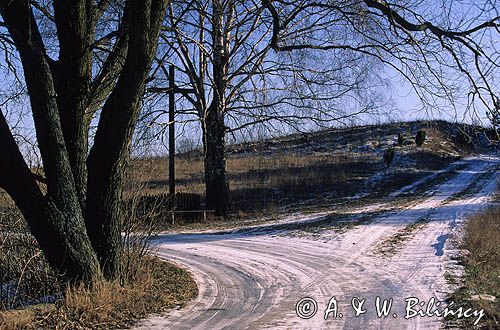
[0,208,61,310]
[128,151,378,214]
[448,205,500,329]
[125,121,473,221]
[0,304,55,330]
[0,257,198,330]
[128,152,368,193]
[1,177,198,330]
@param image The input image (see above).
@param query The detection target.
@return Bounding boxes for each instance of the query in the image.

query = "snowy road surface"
[135,155,499,330]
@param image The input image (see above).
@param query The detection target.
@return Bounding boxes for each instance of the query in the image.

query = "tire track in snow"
[135,155,499,330]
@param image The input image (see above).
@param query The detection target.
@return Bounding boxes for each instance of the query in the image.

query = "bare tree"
[0,0,167,283]
[148,0,382,216]
[262,0,499,121]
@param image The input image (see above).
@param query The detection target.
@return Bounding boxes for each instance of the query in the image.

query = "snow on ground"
[135,155,499,330]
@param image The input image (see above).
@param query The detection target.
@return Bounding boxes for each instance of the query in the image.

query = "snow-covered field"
[135,155,499,330]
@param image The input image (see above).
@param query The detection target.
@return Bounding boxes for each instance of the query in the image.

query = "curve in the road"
[134,155,499,330]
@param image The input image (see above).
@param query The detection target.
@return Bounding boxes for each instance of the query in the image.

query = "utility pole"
[167,65,195,196]
[168,65,175,196]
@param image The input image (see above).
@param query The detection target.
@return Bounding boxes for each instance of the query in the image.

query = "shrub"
[383,147,395,166]
[397,132,405,147]
[415,130,426,147]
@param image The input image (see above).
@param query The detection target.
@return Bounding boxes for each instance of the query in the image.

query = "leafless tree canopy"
[262,0,499,121]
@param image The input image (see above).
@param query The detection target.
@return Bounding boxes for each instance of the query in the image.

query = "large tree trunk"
[0,0,101,283]
[0,95,100,284]
[204,0,232,217]
[86,0,167,278]
[53,0,95,209]
[203,103,231,217]
[0,0,167,283]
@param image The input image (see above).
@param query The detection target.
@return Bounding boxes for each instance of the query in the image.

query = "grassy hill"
[127,120,496,219]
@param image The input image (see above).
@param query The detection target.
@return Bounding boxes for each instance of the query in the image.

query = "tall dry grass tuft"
[0,257,197,330]
[448,203,500,329]
[460,206,500,329]
[37,257,197,330]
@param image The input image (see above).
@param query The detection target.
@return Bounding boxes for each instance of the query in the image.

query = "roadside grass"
[0,202,198,330]
[0,208,61,308]
[0,304,55,330]
[0,256,197,330]
[448,205,500,329]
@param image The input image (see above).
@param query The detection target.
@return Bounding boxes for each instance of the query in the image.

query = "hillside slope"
[136,144,499,329]
[128,120,496,222]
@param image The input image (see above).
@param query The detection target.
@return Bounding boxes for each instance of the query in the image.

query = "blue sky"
[0,0,497,159]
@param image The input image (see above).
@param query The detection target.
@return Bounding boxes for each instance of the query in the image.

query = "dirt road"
[136,155,499,330]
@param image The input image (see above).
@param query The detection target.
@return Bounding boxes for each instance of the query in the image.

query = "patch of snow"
[136,155,499,330]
